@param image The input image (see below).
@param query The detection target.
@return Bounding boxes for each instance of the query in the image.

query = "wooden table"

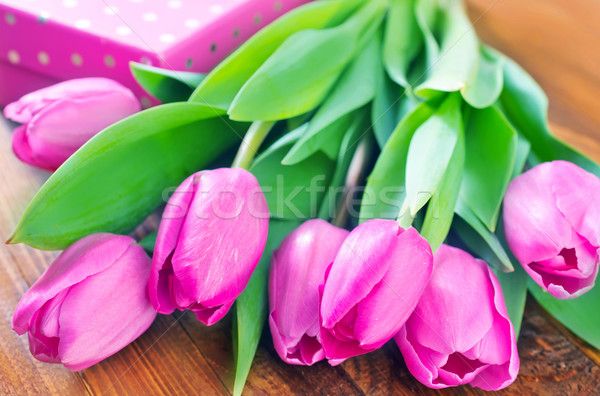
[2,0,600,394]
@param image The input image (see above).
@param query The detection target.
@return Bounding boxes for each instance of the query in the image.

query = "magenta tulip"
[503,160,600,299]
[12,234,156,371]
[319,219,433,363]
[396,244,519,390]
[269,219,349,365]
[149,168,269,325]
[4,78,140,171]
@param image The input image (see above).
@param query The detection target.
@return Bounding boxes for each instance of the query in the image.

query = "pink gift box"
[0,0,311,107]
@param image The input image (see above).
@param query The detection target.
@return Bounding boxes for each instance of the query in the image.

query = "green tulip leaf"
[250,134,335,219]
[414,0,441,76]
[228,0,387,121]
[421,127,465,252]
[10,103,245,250]
[318,111,369,220]
[359,101,438,223]
[415,0,478,98]
[500,55,600,176]
[460,106,517,231]
[404,94,461,217]
[529,278,600,349]
[460,45,504,109]
[372,68,403,149]
[282,34,379,165]
[383,0,422,87]
[512,133,531,179]
[233,218,302,396]
[130,62,205,103]
[454,200,514,272]
[189,0,360,110]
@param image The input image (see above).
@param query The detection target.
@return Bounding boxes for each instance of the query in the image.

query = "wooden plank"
[467,0,600,162]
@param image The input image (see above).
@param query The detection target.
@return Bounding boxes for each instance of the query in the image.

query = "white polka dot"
[210,4,224,14]
[142,13,157,22]
[159,34,175,43]
[5,13,16,25]
[185,19,199,29]
[168,1,182,9]
[104,55,115,67]
[75,19,91,29]
[7,50,20,64]
[63,0,78,8]
[38,11,50,23]
[116,26,131,36]
[103,6,118,15]
[38,51,50,65]
[71,53,82,66]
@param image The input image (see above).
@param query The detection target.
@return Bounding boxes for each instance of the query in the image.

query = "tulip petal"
[270,219,348,345]
[354,227,433,349]
[503,163,574,266]
[320,219,399,329]
[12,234,131,335]
[170,168,269,324]
[410,248,494,355]
[11,125,55,170]
[57,244,156,371]
[551,160,600,248]
[20,91,140,171]
[149,174,198,314]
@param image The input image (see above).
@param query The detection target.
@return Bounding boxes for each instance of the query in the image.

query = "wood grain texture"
[1,1,599,394]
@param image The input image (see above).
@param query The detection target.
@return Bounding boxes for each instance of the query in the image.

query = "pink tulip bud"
[4,78,140,171]
[269,219,349,365]
[396,244,519,390]
[12,234,156,371]
[503,160,600,299]
[149,168,269,325]
[319,219,433,364]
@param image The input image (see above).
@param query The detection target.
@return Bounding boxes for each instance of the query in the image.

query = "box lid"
[0,0,311,105]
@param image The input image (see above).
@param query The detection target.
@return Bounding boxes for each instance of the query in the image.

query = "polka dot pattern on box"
[1,0,274,51]
[1,0,310,104]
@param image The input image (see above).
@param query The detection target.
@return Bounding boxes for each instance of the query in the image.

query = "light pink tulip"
[149,168,269,325]
[4,78,140,171]
[503,160,600,299]
[269,219,349,365]
[12,234,156,371]
[319,219,433,363]
[396,244,519,390]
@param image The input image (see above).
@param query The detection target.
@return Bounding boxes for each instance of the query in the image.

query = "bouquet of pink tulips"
[5,0,600,393]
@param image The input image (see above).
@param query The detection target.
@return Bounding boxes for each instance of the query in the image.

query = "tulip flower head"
[319,219,433,364]
[269,219,349,365]
[503,160,600,299]
[12,234,156,371]
[4,78,141,171]
[149,168,269,325]
[396,244,519,391]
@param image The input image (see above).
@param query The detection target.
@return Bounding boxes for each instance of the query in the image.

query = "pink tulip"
[4,78,140,171]
[503,160,600,299]
[12,234,156,371]
[319,219,433,363]
[396,244,519,390]
[149,168,269,325]
[269,219,349,365]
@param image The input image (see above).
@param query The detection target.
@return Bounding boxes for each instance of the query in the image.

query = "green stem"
[231,121,276,169]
